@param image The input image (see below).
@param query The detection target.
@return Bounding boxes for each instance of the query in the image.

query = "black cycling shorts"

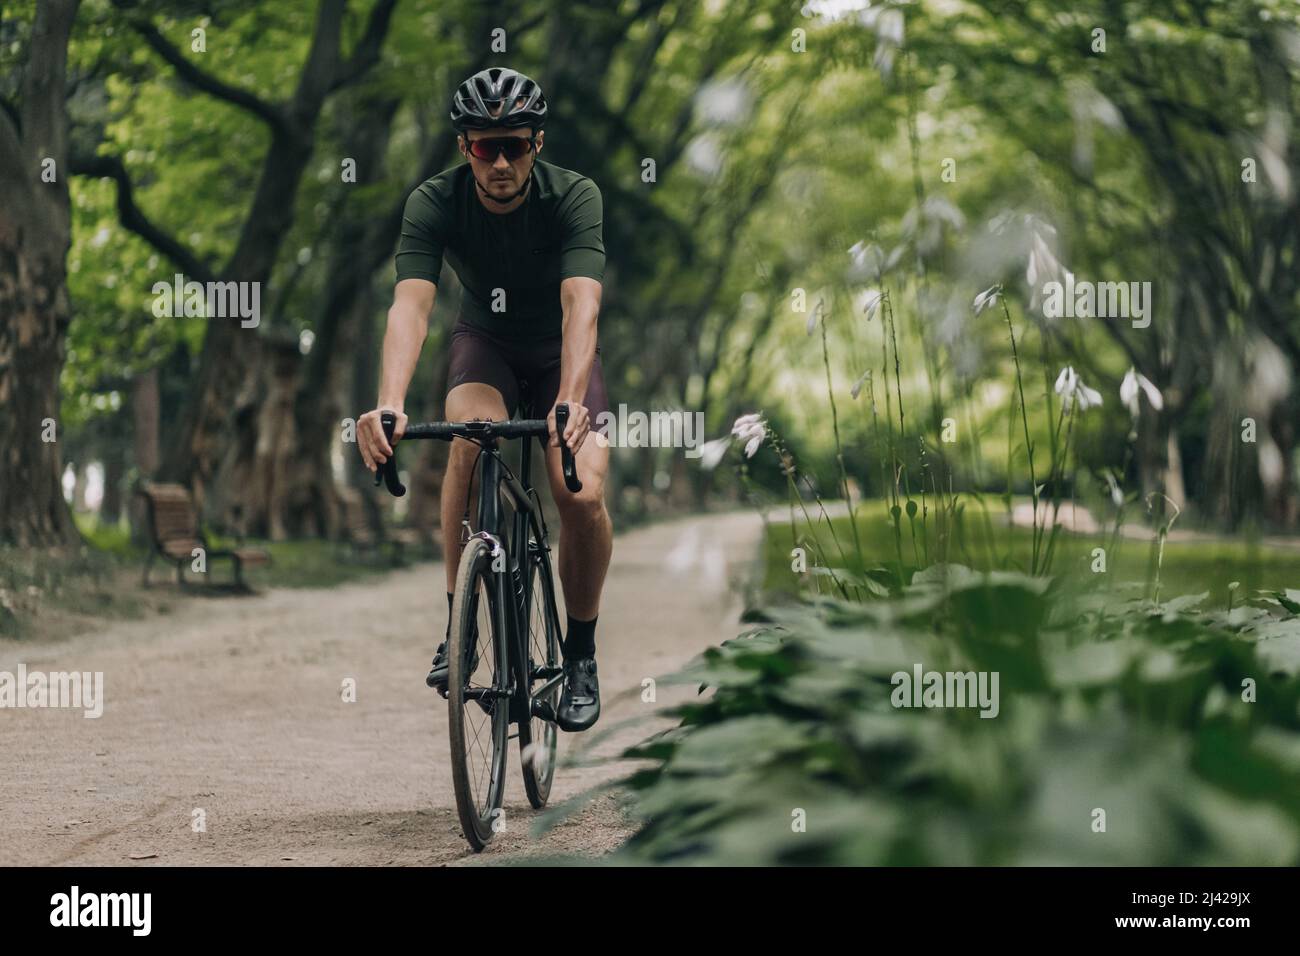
[445,321,610,421]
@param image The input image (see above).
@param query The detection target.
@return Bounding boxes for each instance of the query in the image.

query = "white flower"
[1104,470,1124,508]
[924,196,966,230]
[697,437,731,471]
[972,285,1001,315]
[1025,218,1067,311]
[806,298,830,336]
[731,413,767,458]
[850,369,871,400]
[860,6,904,77]
[1054,365,1103,411]
[848,240,880,268]
[872,8,905,46]
[1075,384,1103,410]
[697,413,767,470]
[1119,367,1163,418]
[861,288,883,320]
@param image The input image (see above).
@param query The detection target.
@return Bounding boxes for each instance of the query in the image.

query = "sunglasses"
[465,136,536,162]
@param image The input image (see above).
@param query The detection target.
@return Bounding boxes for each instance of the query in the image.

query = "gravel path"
[0,511,763,865]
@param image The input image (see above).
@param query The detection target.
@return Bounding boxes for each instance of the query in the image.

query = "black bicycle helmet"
[450,67,547,131]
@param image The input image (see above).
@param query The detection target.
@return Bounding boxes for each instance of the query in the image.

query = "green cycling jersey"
[395,159,604,340]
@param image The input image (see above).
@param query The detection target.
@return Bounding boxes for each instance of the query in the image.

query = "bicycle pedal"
[530,699,557,723]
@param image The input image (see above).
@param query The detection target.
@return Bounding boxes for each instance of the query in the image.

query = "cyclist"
[356,67,610,733]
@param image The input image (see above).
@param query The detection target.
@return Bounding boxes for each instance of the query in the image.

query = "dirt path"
[0,511,763,866]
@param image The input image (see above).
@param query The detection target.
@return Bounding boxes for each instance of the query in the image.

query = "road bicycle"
[374,400,581,851]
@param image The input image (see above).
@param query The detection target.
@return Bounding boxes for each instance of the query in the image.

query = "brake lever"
[377,411,407,497]
[554,403,583,494]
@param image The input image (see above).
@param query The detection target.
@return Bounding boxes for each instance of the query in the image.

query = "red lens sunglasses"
[466,135,537,162]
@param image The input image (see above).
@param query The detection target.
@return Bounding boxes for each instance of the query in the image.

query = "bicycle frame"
[471,434,565,721]
[375,403,579,722]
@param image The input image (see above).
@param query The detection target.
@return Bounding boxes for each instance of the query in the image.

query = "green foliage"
[615,568,1300,865]
[0,542,128,639]
[762,507,1300,600]
[205,536,403,589]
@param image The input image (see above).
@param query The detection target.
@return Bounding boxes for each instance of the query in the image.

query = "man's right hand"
[358,406,408,473]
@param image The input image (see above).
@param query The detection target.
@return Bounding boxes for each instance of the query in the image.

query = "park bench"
[137,483,270,590]
[336,485,426,563]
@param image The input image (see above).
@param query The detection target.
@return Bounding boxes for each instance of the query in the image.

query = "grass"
[759,503,1300,603]
[0,514,431,641]
[77,512,419,589]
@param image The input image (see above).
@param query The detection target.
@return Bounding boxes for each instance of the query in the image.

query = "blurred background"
[3,0,1297,547]
[4,0,1300,867]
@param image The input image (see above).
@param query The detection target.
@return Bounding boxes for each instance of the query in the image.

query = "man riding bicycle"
[356,67,611,733]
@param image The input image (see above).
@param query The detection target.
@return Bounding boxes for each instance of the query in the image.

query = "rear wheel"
[447,536,509,851]
[519,536,562,808]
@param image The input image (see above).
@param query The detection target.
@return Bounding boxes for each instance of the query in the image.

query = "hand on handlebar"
[548,399,590,454]
[357,406,408,473]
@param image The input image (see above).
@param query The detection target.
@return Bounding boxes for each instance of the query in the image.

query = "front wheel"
[447,536,510,851]
[519,539,562,808]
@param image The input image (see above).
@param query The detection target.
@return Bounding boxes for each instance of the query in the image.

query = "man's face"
[461,127,542,200]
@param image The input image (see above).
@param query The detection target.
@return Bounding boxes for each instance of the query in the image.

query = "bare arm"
[357,278,436,471]
[551,276,603,452]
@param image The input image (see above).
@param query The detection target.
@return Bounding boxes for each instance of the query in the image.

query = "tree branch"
[19,0,79,169]
[0,95,21,178]
[115,1,287,132]
[290,0,347,112]
[70,151,217,283]
[329,0,400,93]
[619,0,683,117]
[0,92,19,137]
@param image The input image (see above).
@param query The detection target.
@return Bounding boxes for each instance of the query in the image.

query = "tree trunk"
[156,0,398,504]
[0,0,81,547]
[0,252,80,546]
[1162,426,1186,513]
[208,338,297,540]
[128,366,160,544]
[101,441,126,527]
[1267,406,1298,529]
[1135,409,1187,516]
[282,93,403,539]
[132,366,161,476]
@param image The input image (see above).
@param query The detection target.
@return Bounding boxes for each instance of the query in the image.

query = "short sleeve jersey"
[395,159,604,340]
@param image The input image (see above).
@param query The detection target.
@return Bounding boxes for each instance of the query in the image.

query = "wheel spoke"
[522,552,559,787]
[457,575,504,818]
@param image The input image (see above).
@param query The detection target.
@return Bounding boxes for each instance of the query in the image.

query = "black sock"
[564,614,597,660]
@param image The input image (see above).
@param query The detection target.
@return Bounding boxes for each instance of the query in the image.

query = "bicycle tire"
[447,536,510,851]
[519,535,562,808]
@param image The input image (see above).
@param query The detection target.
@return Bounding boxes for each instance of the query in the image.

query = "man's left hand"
[549,400,590,454]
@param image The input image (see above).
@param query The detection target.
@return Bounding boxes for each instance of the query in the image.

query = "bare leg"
[544,435,612,620]
[441,384,509,592]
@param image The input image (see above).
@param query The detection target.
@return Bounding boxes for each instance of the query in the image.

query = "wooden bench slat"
[139,483,268,589]
[161,539,202,558]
